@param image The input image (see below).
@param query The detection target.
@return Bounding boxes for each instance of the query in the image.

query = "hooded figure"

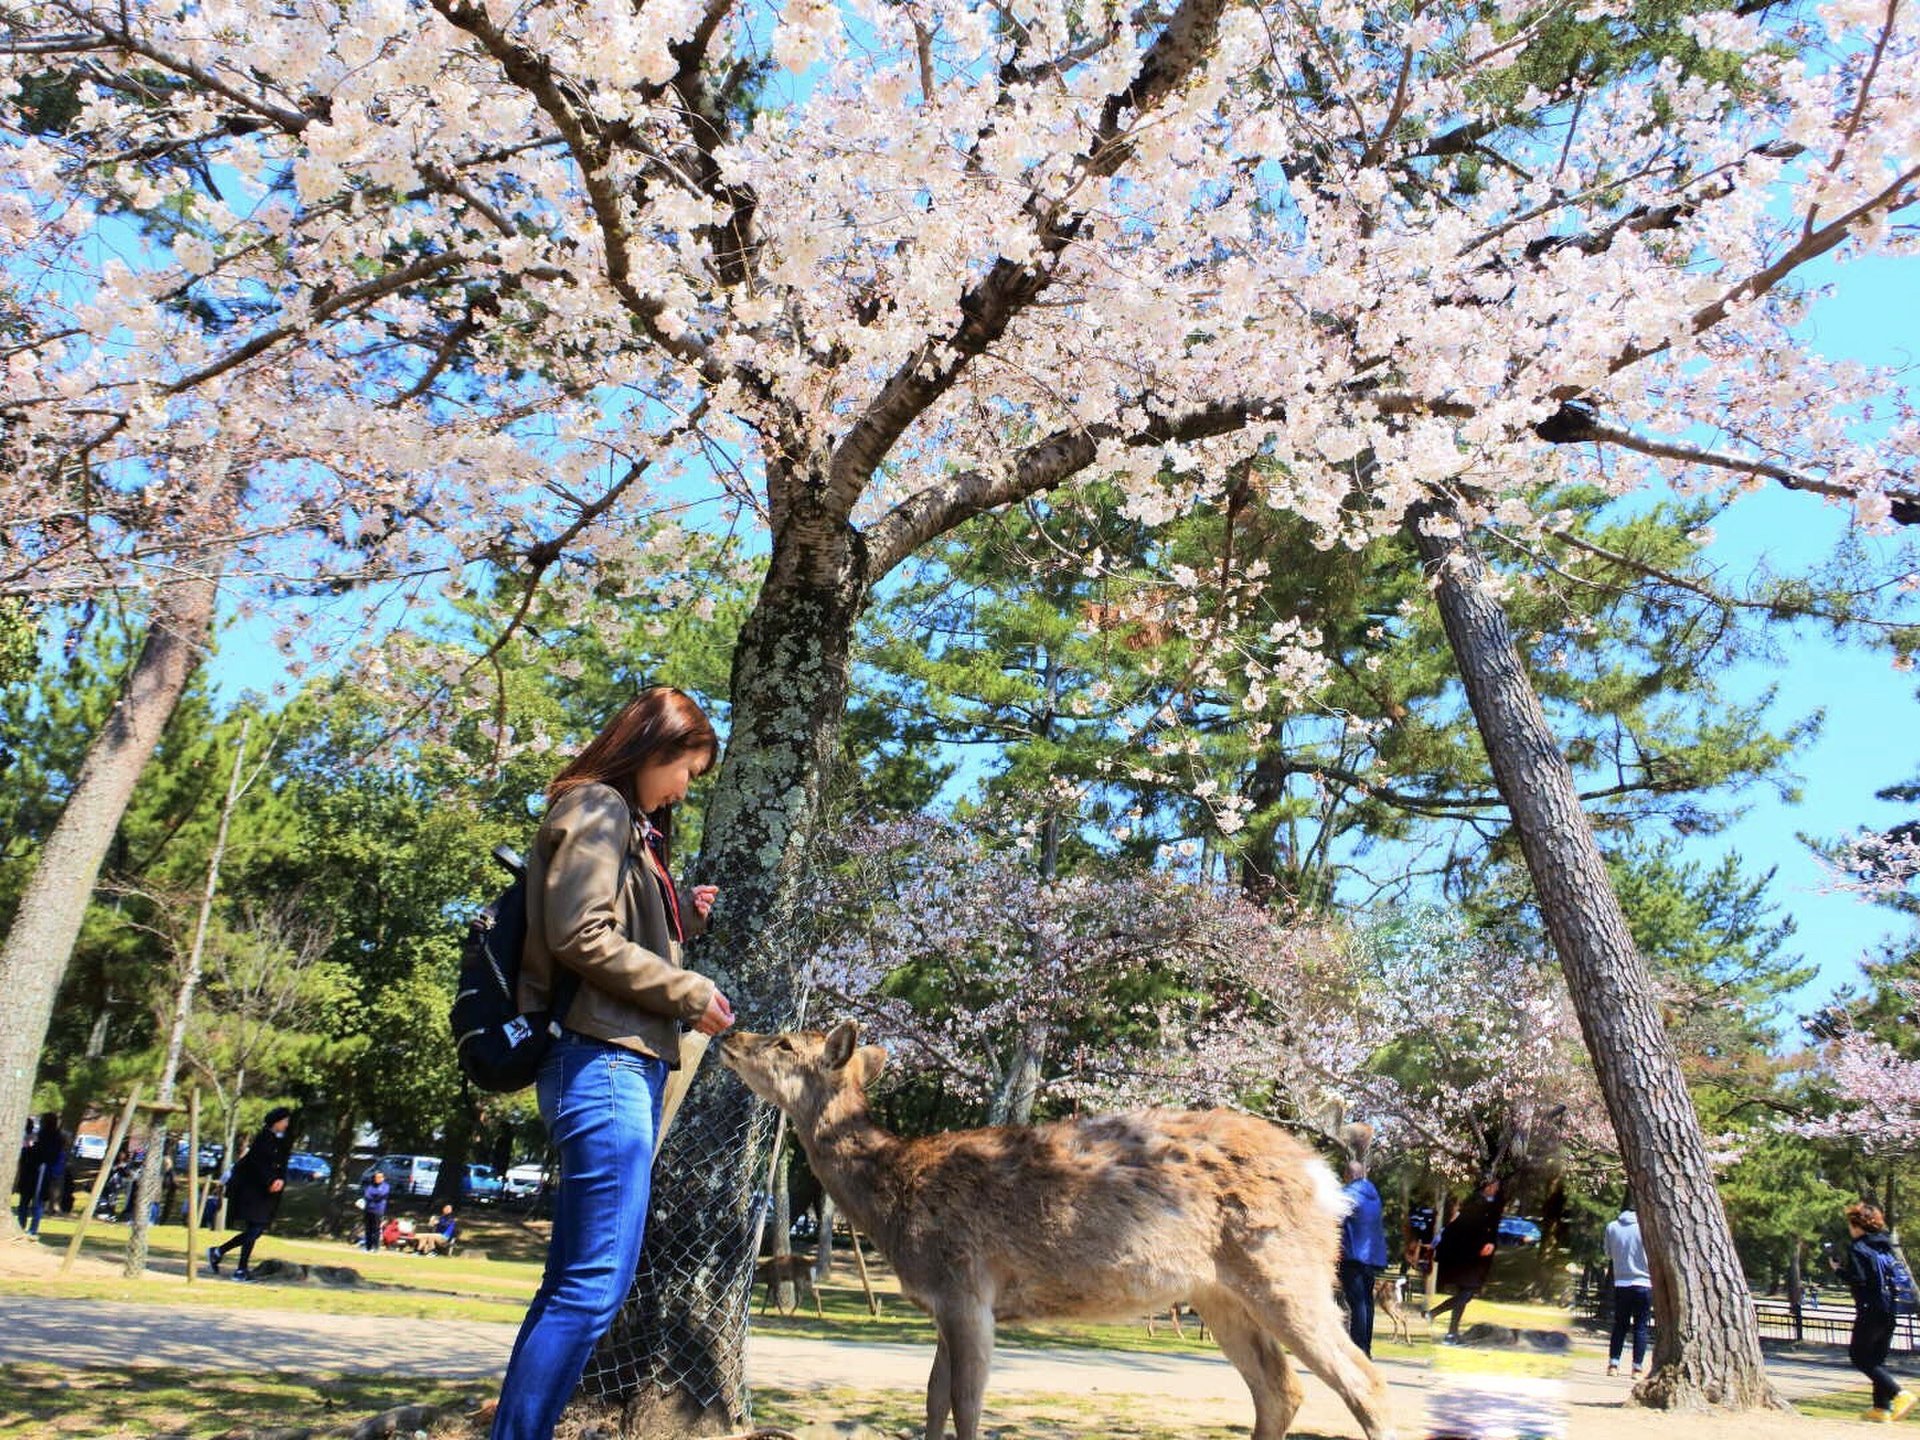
[1604,1207,1653,1376]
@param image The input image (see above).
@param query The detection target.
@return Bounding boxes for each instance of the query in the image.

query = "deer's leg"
[1241,1288,1396,1440]
[933,1299,996,1440]
[925,1335,952,1440]
[1198,1296,1303,1440]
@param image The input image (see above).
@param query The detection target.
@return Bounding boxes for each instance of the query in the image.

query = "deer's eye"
[772,1037,795,1052]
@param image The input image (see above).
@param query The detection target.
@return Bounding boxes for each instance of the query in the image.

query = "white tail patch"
[1311,1156,1353,1219]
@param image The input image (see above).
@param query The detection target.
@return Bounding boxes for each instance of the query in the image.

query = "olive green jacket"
[517,782,714,1067]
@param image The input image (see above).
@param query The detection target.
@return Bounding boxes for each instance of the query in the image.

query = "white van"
[361,1154,442,1198]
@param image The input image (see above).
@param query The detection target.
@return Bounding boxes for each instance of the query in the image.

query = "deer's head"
[719,1020,888,1120]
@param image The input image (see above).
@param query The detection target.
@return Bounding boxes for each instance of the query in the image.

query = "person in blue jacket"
[1340,1159,1391,1355]
[360,1169,390,1251]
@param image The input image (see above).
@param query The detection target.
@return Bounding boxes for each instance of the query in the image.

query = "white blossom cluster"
[2,0,1914,671]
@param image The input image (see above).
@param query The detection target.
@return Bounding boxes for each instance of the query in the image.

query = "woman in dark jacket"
[1836,1200,1914,1421]
[1429,1174,1505,1341]
[492,687,735,1440]
[207,1107,293,1281]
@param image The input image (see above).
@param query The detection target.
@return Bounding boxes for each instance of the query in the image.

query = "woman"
[208,1107,294,1281]
[1836,1200,1914,1422]
[1428,1174,1504,1342]
[492,687,735,1440]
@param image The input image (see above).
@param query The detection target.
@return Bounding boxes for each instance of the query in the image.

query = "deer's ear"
[822,1020,860,1069]
[856,1044,888,1084]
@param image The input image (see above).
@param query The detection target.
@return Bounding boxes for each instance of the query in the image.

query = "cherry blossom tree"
[6,0,1920,1422]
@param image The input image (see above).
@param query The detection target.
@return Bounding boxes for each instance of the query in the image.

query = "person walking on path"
[360,1169,390,1252]
[207,1108,293,1281]
[14,1112,63,1233]
[1429,1175,1504,1342]
[1834,1200,1914,1423]
[1339,1159,1391,1356]
[491,687,735,1440]
[1604,1203,1653,1377]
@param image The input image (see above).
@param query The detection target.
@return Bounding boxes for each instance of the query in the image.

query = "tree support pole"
[61,1088,141,1274]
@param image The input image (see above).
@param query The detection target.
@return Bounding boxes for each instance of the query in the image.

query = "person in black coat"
[1429,1174,1505,1342]
[207,1107,293,1281]
[15,1113,64,1233]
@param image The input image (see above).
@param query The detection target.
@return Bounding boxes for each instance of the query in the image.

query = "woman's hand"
[690,884,719,919]
[1479,1242,1494,1257]
[694,987,736,1036]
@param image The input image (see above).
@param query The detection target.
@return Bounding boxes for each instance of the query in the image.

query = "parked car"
[463,1164,504,1203]
[170,1139,225,1175]
[1497,1216,1543,1248]
[359,1154,443,1198]
[73,1133,109,1163]
[501,1162,548,1201]
[286,1152,333,1184]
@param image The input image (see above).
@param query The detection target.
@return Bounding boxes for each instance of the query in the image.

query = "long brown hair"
[547,687,719,855]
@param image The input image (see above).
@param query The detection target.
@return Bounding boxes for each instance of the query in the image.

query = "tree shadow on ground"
[0,1363,484,1439]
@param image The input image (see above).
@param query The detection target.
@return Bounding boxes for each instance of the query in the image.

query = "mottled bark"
[0,569,219,1237]
[1409,503,1783,1411]
[594,504,869,1436]
[813,1190,835,1283]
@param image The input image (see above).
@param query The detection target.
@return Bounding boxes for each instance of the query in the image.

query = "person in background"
[1834,1200,1914,1423]
[361,1169,390,1251]
[1604,1202,1653,1378]
[1339,1159,1391,1356]
[15,1112,64,1234]
[207,1108,293,1281]
[1429,1174,1504,1343]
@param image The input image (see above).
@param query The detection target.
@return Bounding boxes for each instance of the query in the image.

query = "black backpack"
[449,844,583,1093]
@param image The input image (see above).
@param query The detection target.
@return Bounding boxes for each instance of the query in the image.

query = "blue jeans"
[1610,1284,1652,1367]
[1340,1260,1383,1355]
[493,1033,667,1440]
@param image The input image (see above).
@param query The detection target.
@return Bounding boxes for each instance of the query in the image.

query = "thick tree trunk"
[1409,504,1782,1411]
[0,571,219,1237]
[813,1190,835,1284]
[590,510,868,1436]
[987,1023,1048,1126]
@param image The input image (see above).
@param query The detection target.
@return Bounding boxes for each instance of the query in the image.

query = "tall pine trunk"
[0,569,219,1236]
[1409,503,1782,1411]
[592,506,868,1436]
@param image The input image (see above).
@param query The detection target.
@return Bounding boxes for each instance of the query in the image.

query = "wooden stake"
[846,1220,880,1316]
[184,1089,201,1287]
[62,1087,141,1275]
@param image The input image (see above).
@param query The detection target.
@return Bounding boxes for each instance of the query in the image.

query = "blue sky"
[1669,251,1919,1014]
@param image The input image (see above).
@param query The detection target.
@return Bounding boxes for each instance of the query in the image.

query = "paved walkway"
[0,1293,1865,1438]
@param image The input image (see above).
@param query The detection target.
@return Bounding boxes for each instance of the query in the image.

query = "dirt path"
[0,1279,1886,1439]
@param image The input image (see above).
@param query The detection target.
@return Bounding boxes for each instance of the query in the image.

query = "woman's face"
[634,749,712,813]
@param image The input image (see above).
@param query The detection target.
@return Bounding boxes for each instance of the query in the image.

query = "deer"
[720,1021,1397,1440]
[1373,1272,1412,1345]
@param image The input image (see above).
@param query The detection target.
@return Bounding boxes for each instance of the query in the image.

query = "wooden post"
[184,1089,201,1287]
[62,1087,141,1274]
[846,1220,881,1316]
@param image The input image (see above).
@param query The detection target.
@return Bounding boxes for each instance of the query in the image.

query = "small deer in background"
[721,1022,1396,1440]
[755,1252,824,1317]
[1373,1272,1412,1344]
